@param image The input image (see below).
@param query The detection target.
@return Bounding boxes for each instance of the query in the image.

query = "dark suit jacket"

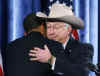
[5,32,63,76]
[52,38,94,76]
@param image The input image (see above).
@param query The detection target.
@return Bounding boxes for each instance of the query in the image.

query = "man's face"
[46,22,71,43]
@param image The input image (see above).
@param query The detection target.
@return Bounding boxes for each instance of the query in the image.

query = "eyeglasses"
[46,22,69,30]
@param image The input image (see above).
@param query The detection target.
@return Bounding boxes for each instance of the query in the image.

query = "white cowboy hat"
[36,3,84,29]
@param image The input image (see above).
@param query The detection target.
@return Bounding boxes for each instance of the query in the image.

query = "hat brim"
[39,15,84,29]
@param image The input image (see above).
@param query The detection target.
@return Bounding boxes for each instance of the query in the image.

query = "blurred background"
[0,0,98,76]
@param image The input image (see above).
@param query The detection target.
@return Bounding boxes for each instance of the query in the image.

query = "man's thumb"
[44,45,49,50]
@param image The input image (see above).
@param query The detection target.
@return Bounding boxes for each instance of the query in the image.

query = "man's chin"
[52,37,58,41]
[48,37,57,41]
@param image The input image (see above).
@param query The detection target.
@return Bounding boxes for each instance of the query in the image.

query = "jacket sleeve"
[53,43,94,76]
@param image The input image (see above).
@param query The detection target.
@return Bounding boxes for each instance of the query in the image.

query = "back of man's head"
[23,13,45,33]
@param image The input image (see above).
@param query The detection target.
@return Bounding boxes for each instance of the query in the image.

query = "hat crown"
[49,3,73,18]
[36,3,84,29]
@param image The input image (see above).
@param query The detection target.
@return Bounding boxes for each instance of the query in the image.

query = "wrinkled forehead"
[46,22,65,26]
[46,22,69,28]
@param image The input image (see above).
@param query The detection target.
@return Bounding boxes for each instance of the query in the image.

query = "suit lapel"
[64,37,74,56]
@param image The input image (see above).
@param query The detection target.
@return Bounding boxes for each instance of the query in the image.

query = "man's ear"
[40,24,46,37]
[24,32,27,36]
[68,25,72,33]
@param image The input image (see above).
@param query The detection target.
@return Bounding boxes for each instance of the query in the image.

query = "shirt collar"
[62,38,69,49]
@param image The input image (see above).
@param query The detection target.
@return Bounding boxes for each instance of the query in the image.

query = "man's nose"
[49,27,55,34]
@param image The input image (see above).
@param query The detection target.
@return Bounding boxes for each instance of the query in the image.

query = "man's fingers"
[30,50,37,53]
[30,57,39,61]
[34,47,41,51]
[29,53,36,57]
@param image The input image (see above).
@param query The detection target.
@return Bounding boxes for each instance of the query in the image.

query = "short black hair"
[23,13,44,32]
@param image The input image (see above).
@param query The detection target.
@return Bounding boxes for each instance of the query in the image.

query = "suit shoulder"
[78,41,93,51]
[76,40,94,55]
[73,40,93,49]
[72,40,94,52]
[82,43,93,49]
[82,42,94,53]
[6,36,25,49]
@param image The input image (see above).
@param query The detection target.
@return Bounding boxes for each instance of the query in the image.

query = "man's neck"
[62,37,70,49]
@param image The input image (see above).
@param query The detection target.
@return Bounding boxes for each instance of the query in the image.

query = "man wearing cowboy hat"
[29,3,94,76]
